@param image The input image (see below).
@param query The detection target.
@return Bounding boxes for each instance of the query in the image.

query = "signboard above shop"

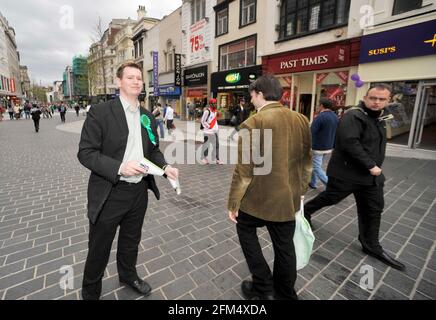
[360,19,436,64]
[211,65,262,92]
[157,85,181,96]
[184,65,208,86]
[262,44,351,74]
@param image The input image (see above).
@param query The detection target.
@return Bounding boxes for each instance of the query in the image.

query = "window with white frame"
[219,36,256,71]
[191,0,206,25]
[217,8,228,36]
[240,0,256,26]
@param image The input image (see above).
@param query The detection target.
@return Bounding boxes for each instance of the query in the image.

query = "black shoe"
[241,280,274,300]
[362,247,406,271]
[120,278,152,296]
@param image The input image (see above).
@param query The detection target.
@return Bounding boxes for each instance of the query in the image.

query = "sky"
[1,0,182,85]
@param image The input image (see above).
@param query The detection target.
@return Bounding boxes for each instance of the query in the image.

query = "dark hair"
[249,75,283,101]
[319,98,333,109]
[366,83,393,96]
[116,62,142,79]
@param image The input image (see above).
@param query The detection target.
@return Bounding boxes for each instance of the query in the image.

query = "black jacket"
[327,101,387,186]
[77,98,167,224]
[30,107,41,120]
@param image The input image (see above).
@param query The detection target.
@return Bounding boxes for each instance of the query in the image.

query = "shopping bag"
[293,196,315,270]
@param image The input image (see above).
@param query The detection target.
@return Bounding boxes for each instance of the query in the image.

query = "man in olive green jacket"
[228,76,312,300]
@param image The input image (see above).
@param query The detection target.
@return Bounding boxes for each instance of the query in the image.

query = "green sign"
[225,73,241,84]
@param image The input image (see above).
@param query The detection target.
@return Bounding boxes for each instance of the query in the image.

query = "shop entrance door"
[408,81,436,150]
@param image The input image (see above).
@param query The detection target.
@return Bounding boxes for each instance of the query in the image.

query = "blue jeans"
[310,153,329,187]
[156,119,164,138]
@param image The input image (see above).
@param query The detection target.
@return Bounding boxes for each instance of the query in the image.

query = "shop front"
[262,39,361,121]
[358,18,436,150]
[157,85,181,117]
[183,65,208,119]
[211,65,262,124]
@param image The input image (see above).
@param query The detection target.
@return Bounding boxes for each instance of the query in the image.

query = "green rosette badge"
[140,114,157,146]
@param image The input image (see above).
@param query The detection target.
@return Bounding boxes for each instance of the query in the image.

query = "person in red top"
[200,98,222,165]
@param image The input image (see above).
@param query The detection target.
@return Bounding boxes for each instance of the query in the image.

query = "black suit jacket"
[77,98,167,224]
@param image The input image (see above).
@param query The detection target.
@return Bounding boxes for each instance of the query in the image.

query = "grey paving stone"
[209,254,238,275]
[26,249,63,268]
[171,259,196,278]
[189,237,216,253]
[190,265,217,286]
[297,289,319,300]
[170,246,196,263]
[305,275,337,300]
[35,255,74,277]
[5,245,47,264]
[338,281,371,300]
[217,289,243,300]
[383,269,416,296]
[191,281,222,300]
[0,240,35,257]
[137,247,163,265]
[321,262,352,286]
[145,255,175,274]
[4,277,44,300]
[417,279,436,299]
[147,268,176,290]
[161,275,196,300]
[26,284,66,300]
[189,251,214,268]
[212,269,241,293]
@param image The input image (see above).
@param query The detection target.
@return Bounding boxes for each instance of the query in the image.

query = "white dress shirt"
[164,106,174,121]
[119,96,144,183]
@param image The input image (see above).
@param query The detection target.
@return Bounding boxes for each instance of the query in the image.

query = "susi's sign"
[360,19,436,64]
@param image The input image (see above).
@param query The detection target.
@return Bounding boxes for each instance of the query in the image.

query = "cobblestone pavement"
[0,116,435,300]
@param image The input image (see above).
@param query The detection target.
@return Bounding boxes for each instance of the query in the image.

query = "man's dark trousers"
[82,179,148,300]
[305,177,384,252]
[236,211,298,300]
[33,118,40,132]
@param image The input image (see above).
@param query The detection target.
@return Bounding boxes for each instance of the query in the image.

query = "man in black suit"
[78,62,179,300]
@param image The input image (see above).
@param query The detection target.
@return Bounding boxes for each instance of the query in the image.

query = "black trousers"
[82,179,148,300]
[304,177,384,252]
[60,112,66,122]
[33,118,40,132]
[236,211,298,300]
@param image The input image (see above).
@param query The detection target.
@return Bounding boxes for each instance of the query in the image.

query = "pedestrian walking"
[77,62,179,300]
[227,76,312,300]
[163,103,174,135]
[201,98,222,165]
[74,103,80,117]
[304,84,405,271]
[152,103,165,139]
[308,98,339,189]
[24,102,31,119]
[7,104,14,120]
[30,104,42,132]
[59,102,67,123]
[229,99,249,141]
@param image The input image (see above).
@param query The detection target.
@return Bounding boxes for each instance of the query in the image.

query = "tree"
[88,16,108,101]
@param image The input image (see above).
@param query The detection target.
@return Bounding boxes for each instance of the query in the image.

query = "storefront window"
[315,71,349,114]
[373,81,418,143]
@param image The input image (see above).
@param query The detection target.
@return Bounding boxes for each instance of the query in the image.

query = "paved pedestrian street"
[0,117,435,300]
